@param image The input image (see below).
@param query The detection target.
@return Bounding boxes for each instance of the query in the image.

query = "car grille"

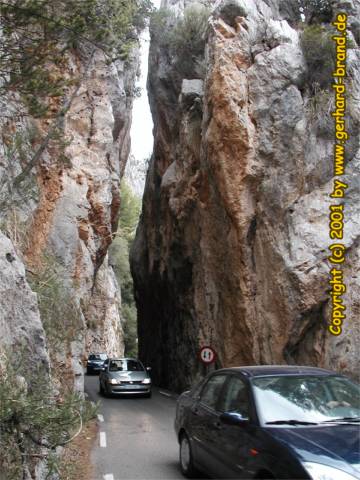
[121,380,143,385]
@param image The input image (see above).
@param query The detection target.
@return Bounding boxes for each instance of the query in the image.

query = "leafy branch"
[0,349,98,479]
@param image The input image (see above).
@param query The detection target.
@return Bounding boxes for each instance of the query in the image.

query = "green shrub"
[109,180,141,357]
[150,5,210,79]
[28,255,84,354]
[117,180,141,242]
[0,128,39,217]
[122,304,138,358]
[279,0,333,25]
[301,25,335,92]
[305,87,334,137]
[169,4,210,78]
[0,350,98,480]
[149,7,175,42]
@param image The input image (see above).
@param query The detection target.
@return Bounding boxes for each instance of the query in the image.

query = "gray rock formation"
[0,232,49,368]
[132,0,360,391]
[0,43,140,398]
[0,39,139,480]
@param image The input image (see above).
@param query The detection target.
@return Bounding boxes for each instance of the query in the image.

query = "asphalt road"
[85,375,184,480]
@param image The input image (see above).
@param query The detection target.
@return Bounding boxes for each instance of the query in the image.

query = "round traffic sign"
[199,346,216,364]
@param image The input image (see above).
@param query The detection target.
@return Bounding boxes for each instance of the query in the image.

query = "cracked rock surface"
[132,0,360,391]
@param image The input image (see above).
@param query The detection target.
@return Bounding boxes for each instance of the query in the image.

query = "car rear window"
[89,354,107,360]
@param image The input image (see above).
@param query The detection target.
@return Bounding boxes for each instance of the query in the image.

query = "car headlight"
[108,378,119,385]
[142,378,151,384]
[303,462,359,480]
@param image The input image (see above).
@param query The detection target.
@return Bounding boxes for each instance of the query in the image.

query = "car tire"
[179,433,197,478]
[144,391,152,398]
[254,472,275,479]
[99,381,104,395]
[104,384,112,398]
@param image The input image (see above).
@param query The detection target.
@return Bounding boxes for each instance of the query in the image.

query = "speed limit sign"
[199,346,216,364]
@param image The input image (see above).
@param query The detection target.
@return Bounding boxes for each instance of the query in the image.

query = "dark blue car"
[175,366,360,479]
[86,353,108,374]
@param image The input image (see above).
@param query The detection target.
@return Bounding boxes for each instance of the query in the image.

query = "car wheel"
[254,471,275,479]
[99,381,104,395]
[144,391,152,398]
[104,384,112,398]
[179,433,197,478]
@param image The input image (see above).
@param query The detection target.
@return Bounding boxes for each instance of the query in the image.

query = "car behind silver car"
[99,358,152,398]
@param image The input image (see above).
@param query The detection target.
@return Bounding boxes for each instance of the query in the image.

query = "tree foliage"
[0,0,153,200]
[28,255,84,355]
[279,0,333,25]
[0,349,98,479]
[150,5,210,78]
[0,0,153,115]
[109,180,141,357]
[118,179,142,243]
[301,25,335,92]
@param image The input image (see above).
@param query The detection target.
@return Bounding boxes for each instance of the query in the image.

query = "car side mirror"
[220,412,249,426]
[146,367,152,371]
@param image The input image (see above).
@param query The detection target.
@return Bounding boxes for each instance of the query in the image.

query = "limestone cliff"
[0,232,49,369]
[0,3,144,473]
[0,44,139,391]
[131,0,360,391]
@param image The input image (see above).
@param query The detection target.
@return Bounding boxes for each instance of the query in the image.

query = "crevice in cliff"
[283,300,328,365]
[130,0,360,394]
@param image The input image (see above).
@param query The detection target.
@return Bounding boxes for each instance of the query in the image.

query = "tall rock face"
[38,48,139,362]
[0,232,49,368]
[0,46,139,390]
[131,0,360,391]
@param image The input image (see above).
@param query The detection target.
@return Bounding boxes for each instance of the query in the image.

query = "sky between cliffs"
[130,0,161,163]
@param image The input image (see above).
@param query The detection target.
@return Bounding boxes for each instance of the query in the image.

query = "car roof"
[109,358,141,361]
[215,365,338,377]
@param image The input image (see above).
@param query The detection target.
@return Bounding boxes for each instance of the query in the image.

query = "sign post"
[199,346,216,376]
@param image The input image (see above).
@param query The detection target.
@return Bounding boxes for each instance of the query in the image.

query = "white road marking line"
[103,475,114,480]
[159,390,172,397]
[97,414,104,422]
[100,431,107,448]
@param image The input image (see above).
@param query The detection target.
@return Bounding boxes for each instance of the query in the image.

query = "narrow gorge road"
[85,375,184,480]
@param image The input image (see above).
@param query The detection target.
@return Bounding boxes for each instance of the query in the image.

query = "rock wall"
[40,48,139,361]
[0,45,139,390]
[0,232,49,368]
[131,0,360,391]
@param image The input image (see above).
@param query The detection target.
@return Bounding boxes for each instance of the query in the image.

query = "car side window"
[219,376,250,419]
[190,379,206,399]
[199,375,227,410]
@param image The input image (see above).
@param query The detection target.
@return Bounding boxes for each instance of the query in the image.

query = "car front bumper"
[108,384,151,395]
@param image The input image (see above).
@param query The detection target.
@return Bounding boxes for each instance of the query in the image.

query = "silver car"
[99,358,152,398]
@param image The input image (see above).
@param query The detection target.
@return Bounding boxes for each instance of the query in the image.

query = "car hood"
[268,424,360,476]
[107,371,148,381]
[88,359,105,364]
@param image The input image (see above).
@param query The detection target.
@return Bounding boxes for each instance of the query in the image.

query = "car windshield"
[252,375,360,424]
[89,354,107,360]
[108,360,144,372]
